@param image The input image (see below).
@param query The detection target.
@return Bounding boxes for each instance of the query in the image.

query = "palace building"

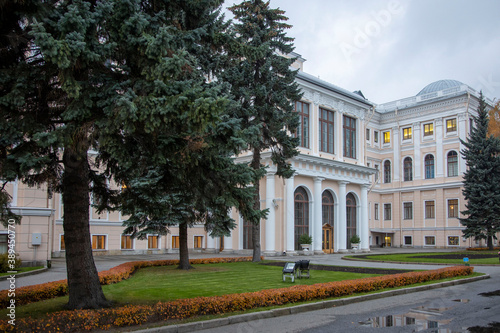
[2,54,497,265]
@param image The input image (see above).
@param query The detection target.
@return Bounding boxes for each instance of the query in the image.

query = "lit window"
[403,127,412,140]
[448,236,459,246]
[446,118,457,132]
[172,236,180,249]
[194,236,203,249]
[383,131,390,143]
[148,235,159,249]
[92,235,106,250]
[448,199,458,218]
[423,123,434,136]
[121,235,133,249]
[425,201,435,219]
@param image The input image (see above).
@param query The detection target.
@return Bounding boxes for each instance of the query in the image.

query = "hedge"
[0,265,473,332]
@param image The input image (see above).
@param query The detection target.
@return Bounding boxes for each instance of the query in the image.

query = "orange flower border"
[0,265,473,332]
[466,247,500,251]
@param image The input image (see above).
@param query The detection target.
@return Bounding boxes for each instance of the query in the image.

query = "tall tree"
[95,0,264,270]
[460,92,500,249]
[225,0,302,261]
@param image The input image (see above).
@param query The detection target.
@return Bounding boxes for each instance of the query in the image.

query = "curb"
[1,268,48,280]
[132,274,490,333]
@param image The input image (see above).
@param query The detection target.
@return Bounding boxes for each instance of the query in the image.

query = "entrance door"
[322,224,334,254]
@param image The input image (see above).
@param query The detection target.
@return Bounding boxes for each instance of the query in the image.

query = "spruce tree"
[225,0,302,261]
[460,92,500,249]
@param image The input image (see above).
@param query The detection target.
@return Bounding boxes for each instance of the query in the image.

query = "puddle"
[360,306,452,331]
[452,299,470,303]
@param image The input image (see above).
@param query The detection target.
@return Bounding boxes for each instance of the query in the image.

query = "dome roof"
[417,79,464,96]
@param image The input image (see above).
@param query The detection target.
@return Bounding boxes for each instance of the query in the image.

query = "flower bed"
[0,257,255,308]
[466,247,500,251]
[0,265,473,332]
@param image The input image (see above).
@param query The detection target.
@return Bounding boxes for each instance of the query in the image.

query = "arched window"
[447,151,458,177]
[294,187,309,250]
[404,157,413,181]
[346,193,357,248]
[384,160,391,183]
[425,155,435,179]
[322,191,334,226]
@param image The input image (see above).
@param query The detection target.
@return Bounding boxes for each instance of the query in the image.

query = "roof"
[416,79,464,96]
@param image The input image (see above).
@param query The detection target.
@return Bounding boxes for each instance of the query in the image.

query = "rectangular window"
[92,235,106,250]
[374,203,379,220]
[194,236,203,249]
[172,236,180,249]
[424,236,436,246]
[60,235,65,251]
[295,101,310,148]
[403,202,413,220]
[343,115,356,158]
[366,128,370,141]
[374,164,379,182]
[404,236,412,245]
[383,131,390,143]
[384,203,391,220]
[319,108,334,153]
[425,201,435,219]
[121,235,133,249]
[423,123,434,136]
[448,236,459,246]
[403,127,412,140]
[148,235,159,249]
[0,234,7,254]
[446,118,457,132]
[374,131,379,143]
[448,199,458,218]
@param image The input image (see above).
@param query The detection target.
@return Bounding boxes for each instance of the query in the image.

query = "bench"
[296,260,310,279]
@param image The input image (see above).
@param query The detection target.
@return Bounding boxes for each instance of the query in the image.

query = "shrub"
[0,253,22,273]
[0,265,473,332]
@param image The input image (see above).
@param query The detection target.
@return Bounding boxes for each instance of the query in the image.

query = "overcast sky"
[223,0,500,105]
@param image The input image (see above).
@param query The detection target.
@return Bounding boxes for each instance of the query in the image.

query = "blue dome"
[417,80,464,96]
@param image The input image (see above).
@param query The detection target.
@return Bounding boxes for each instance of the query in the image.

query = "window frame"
[425,200,435,219]
[383,160,391,183]
[424,236,436,246]
[403,202,413,220]
[147,235,159,249]
[383,203,392,221]
[193,235,204,249]
[295,101,310,148]
[121,235,134,250]
[402,127,412,140]
[319,107,335,154]
[423,123,434,137]
[374,203,379,220]
[172,235,180,249]
[383,131,391,144]
[403,157,413,181]
[425,154,435,179]
[374,131,379,143]
[404,236,413,246]
[448,236,460,246]
[446,118,457,133]
[91,234,107,250]
[447,151,458,177]
[448,199,459,218]
[343,115,357,159]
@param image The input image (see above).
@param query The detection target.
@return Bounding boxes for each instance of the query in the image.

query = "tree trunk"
[178,222,193,270]
[487,235,494,250]
[62,143,109,309]
[251,149,261,262]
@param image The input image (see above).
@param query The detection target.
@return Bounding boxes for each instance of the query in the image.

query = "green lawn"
[0,266,44,277]
[347,251,500,265]
[3,261,382,319]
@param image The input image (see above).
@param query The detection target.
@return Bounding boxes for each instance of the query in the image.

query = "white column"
[223,233,232,252]
[206,235,216,253]
[265,172,276,254]
[360,184,370,252]
[285,175,295,253]
[413,122,421,180]
[392,126,400,181]
[436,119,444,178]
[313,177,324,253]
[458,113,467,174]
[337,181,348,252]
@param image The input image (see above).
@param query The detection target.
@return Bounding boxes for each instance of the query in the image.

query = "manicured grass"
[347,251,500,265]
[0,266,44,277]
[2,261,382,319]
